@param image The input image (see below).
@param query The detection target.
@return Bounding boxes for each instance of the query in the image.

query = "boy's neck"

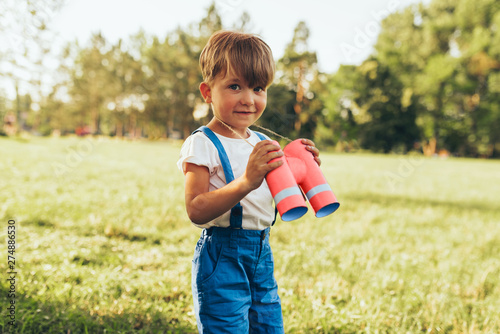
[207,117,250,139]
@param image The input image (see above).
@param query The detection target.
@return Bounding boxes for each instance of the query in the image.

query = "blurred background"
[1,0,499,157]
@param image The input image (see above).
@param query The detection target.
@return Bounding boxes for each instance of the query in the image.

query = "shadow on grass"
[344,192,499,214]
[0,283,197,334]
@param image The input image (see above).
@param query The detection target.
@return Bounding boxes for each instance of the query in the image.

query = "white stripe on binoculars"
[273,186,303,205]
[305,183,332,200]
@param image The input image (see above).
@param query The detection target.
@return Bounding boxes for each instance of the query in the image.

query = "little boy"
[177,30,320,333]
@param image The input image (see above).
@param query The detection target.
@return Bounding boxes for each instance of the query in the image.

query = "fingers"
[261,149,284,169]
[301,138,315,146]
[249,140,284,173]
[253,140,282,161]
[266,148,284,162]
[267,159,284,171]
[254,140,280,151]
[244,141,283,190]
[301,138,321,166]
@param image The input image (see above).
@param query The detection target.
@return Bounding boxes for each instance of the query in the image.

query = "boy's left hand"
[301,138,321,166]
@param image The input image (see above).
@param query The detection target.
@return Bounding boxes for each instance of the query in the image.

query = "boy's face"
[201,68,267,132]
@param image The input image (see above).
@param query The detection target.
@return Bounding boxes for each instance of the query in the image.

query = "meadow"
[0,135,499,333]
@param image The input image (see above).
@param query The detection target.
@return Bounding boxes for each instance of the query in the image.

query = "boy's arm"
[184,163,254,225]
[184,140,283,225]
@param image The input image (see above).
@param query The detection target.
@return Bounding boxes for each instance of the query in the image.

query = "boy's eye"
[229,84,240,90]
[254,87,265,92]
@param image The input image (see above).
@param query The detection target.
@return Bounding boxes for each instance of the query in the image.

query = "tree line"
[1,0,499,157]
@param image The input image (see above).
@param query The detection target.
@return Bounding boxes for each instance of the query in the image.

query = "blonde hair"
[199,30,275,88]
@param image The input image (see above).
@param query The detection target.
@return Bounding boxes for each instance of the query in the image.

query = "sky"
[50,0,431,72]
[1,0,431,99]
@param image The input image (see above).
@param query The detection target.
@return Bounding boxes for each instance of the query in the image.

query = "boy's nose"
[240,89,254,106]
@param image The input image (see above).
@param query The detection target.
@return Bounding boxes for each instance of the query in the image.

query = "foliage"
[370,0,500,156]
[324,60,421,153]
[1,0,500,157]
[1,137,500,332]
[276,21,321,138]
[318,0,500,156]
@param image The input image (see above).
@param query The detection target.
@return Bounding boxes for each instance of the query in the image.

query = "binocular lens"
[315,203,340,218]
[281,206,308,221]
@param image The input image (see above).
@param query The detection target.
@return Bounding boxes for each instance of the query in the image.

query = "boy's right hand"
[243,140,284,191]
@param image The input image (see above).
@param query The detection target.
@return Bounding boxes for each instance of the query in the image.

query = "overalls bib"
[191,126,284,334]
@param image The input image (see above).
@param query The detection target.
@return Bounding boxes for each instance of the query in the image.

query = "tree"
[67,33,111,134]
[453,0,500,156]
[322,60,420,153]
[320,65,362,150]
[357,59,421,153]
[277,21,320,137]
[1,0,65,130]
[103,38,145,137]
[374,2,455,154]
[374,0,500,156]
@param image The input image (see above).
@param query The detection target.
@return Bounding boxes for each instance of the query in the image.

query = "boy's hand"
[301,138,321,166]
[243,140,283,190]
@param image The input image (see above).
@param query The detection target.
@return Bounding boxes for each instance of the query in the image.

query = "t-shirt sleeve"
[177,133,218,174]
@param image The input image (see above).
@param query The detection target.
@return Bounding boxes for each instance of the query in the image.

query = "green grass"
[0,136,499,333]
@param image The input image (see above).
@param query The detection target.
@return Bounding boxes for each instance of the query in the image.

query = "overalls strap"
[254,131,266,141]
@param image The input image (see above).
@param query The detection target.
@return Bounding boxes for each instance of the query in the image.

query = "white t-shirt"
[177,130,275,230]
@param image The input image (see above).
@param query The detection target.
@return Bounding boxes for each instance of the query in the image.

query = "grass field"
[0,135,499,333]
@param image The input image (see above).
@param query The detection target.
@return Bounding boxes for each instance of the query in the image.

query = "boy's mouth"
[234,111,255,115]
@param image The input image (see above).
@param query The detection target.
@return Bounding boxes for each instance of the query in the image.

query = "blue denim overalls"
[191,126,284,334]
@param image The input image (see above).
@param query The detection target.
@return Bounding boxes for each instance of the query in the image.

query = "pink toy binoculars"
[266,139,340,221]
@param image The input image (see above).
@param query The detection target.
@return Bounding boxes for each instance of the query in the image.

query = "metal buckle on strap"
[230,205,243,229]
[261,228,270,241]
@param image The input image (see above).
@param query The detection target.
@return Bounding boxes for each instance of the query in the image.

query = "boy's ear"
[199,82,212,103]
